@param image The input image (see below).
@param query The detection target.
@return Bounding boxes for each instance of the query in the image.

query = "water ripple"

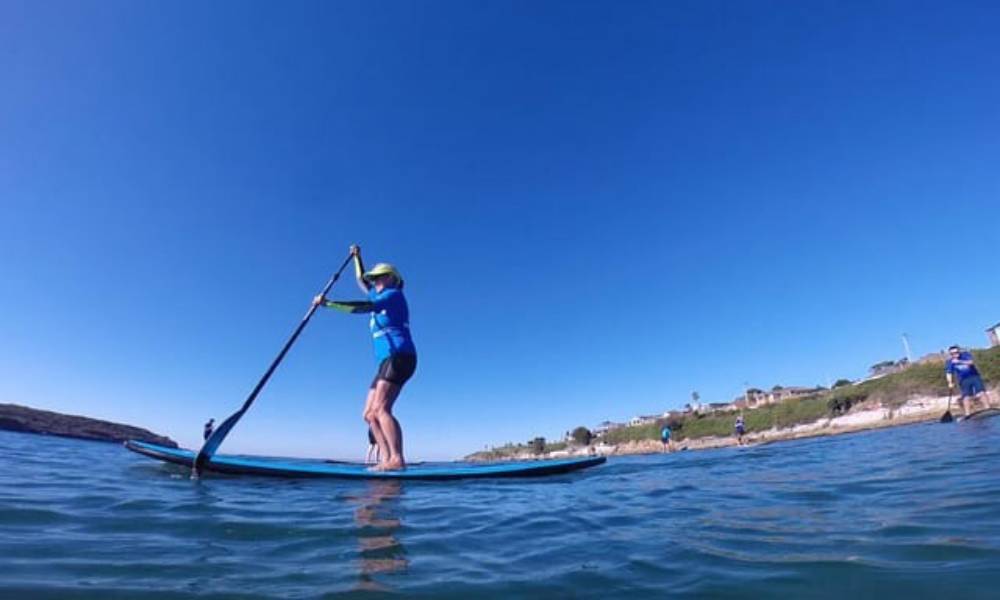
[2,419,1000,598]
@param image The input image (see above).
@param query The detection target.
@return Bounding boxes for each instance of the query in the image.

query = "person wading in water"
[660,423,673,452]
[945,345,994,419]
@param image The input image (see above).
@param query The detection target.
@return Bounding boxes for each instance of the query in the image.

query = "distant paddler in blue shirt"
[734,415,746,445]
[945,345,994,419]
[660,424,673,453]
[313,245,417,471]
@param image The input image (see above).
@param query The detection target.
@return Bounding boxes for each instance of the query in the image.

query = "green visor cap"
[363,262,403,283]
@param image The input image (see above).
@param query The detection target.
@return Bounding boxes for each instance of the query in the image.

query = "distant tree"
[570,426,592,446]
[665,415,684,431]
[529,437,546,454]
[691,391,700,404]
[833,379,852,388]
[772,384,784,391]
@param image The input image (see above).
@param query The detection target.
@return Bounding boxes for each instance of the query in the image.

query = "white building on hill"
[987,322,1000,347]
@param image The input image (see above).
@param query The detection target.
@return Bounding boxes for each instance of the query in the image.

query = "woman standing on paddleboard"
[313,245,416,471]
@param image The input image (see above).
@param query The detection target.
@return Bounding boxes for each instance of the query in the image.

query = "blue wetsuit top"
[368,287,416,363]
[660,427,671,440]
[945,352,980,382]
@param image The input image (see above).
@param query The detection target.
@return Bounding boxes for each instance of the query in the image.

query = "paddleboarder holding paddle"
[945,345,994,418]
[314,245,417,471]
[660,423,673,452]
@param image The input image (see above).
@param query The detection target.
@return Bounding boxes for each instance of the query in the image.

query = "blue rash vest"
[945,351,980,382]
[367,286,416,364]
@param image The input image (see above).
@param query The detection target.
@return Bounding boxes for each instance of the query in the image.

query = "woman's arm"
[322,300,375,314]
[351,244,370,294]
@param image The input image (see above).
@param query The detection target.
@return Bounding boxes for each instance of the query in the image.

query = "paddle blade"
[940,411,954,423]
[192,409,246,476]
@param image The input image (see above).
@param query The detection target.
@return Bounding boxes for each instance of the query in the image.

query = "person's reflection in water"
[350,479,408,592]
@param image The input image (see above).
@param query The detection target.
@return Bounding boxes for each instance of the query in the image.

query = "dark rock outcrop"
[0,403,178,448]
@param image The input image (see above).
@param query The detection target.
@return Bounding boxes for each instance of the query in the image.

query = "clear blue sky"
[2,1,998,459]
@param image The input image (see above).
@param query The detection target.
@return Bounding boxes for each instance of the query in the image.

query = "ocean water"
[2,419,999,599]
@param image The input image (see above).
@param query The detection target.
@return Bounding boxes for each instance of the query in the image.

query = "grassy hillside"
[470,345,1000,458]
[605,345,1000,444]
[826,345,1000,411]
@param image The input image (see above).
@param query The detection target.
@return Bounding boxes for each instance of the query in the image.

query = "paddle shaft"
[941,387,954,423]
[193,253,355,476]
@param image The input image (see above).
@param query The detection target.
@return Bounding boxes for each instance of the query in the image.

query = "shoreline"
[535,393,989,459]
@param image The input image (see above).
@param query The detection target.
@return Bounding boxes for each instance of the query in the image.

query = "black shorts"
[371,353,417,388]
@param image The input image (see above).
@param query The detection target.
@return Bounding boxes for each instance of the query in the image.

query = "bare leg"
[363,388,391,465]
[377,413,404,468]
[370,380,405,470]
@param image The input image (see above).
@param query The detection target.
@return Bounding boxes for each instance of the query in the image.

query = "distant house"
[737,389,768,408]
[706,402,736,413]
[988,322,1000,347]
[868,358,909,379]
[734,386,822,408]
[916,352,946,365]
[629,414,660,427]
[766,386,824,404]
[593,421,625,436]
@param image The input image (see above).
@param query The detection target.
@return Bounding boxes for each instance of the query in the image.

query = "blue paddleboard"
[957,408,1000,422]
[125,440,606,480]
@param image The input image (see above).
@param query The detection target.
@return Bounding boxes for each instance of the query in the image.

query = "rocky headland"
[0,403,177,448]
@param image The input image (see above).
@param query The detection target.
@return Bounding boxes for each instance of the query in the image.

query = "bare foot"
[373,459,405,471]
